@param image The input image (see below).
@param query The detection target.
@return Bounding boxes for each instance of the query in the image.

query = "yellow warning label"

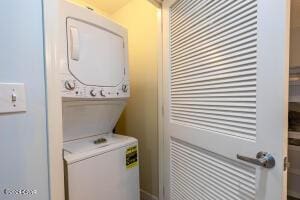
[126,146,138,169]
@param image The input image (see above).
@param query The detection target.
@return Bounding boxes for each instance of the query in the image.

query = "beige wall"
[111,0,160,197]
[71,0,131,14]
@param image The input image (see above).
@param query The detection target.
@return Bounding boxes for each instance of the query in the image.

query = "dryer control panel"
[61,74,130,99]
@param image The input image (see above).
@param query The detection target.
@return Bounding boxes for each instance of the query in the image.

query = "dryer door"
[67,18,125,87]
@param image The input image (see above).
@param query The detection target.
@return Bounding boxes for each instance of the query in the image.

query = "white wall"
[0,0,50,200]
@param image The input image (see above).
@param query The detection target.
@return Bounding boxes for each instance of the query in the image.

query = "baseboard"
[140,189,158,200]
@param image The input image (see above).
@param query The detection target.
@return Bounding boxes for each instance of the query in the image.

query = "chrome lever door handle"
[237,151,275,169]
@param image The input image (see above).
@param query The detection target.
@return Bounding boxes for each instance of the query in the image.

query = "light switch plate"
[0,83,27,114]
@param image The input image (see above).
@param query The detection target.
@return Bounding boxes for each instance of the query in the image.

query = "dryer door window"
[67,18,125,87]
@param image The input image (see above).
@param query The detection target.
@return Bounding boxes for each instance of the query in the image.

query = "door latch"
[284,156,289,171]
[237,151,276,169]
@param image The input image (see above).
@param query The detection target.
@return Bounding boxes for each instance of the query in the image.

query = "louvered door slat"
[172,29,257,63]
[172,37,257,68]
[171,0,201,23]
[170,139,256,200]
[171,111,256,127]
[172,157,254,199]
[172,54,256,75]
[170,0,257,141]
[171,77,256,91]
[171,0,239,37]
[172,86,256,95]
[171,153,256,193]
[172,60,256,80]
[172,107,255,118]
[171,1,257,46]
[171,47,256,71]
[171,0,212,28]
[172,65,256,84]
[171,104,256,113]
[172,70,256,86]
[171,0,199,20]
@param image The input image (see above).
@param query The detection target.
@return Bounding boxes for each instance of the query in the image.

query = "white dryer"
[59,0,129,99]
[58,1,139,200]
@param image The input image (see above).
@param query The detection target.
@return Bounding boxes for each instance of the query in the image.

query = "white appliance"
[58,1,139,200]
[64,134,139,200]
[59,0,129,99]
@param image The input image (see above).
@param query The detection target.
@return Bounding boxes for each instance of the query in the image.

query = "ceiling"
[80,0,132,14]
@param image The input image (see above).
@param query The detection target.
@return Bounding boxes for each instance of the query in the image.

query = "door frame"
[43,0,65,200]
[156,6,164,200]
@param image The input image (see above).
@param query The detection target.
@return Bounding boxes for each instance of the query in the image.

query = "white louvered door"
[162,0,290,199]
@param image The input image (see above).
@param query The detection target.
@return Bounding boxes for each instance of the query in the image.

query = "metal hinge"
[284,156,290,171]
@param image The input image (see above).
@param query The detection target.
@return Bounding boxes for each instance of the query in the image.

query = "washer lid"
[64,134,137,164]
[67,18,126,87]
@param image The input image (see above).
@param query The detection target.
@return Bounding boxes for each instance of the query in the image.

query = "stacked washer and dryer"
[58,1,139,200]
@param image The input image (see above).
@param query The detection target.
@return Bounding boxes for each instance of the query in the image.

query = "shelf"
[289,144,300,152]
[289,131,300,138]
[289,97,300,103]
[290,66,300,71]
[288,192,300,200]
[289,168,300,176]
[287,196,300,200]
[289,74,300,82]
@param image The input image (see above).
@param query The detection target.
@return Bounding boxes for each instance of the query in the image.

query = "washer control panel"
[61,74,129,99]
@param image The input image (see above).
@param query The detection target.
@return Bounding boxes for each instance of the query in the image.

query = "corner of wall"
[69,0,110,16]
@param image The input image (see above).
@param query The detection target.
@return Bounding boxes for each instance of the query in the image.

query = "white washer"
[64,134,139,200]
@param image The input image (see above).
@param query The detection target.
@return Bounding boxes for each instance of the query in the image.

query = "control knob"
[65,80,76,90]
[100,90,105,97]
[90,89,97,97]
